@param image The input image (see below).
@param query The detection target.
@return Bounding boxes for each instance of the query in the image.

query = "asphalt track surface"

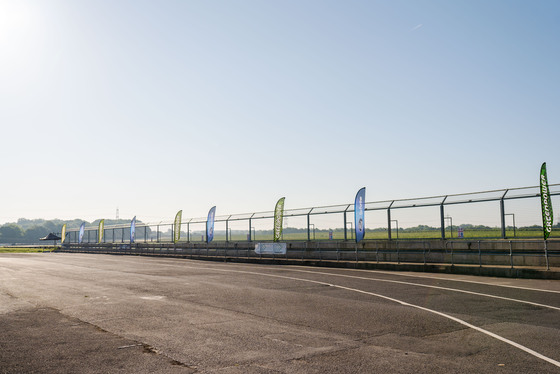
[0,253,559,373]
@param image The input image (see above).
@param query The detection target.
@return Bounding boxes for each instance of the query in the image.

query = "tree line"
[0,218,143,244]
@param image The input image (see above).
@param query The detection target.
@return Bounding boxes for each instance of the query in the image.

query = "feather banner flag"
[61,224,67,244]
[273,197,285,242]
[354,187,366,243]
[78,222,85,244]
[130,216,136,243]
[174,210,182,243]
[206,206,216,243]
[540,163,554,240]
[98,219,105,243]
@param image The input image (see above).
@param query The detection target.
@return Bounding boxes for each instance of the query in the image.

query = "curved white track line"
[285,268,560,311]
[91,255,560,309]
[298,266,560,294]
[184,265,560,369]
[56,254,560,308]
[35,255,560,367]
[48,253,560,293]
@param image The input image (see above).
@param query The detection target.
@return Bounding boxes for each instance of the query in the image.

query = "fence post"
[343,204,351,241]
[509,240,513,269]
[307,208,313,242]
[450,242,454,265]
[478,241,482,267]
[440,196,448,240]
[307,214,310,241]
[336,241,340,261]
[248,214,255,242]
[226,217,229,242]
[500,189,509,239]
[387,201,394,240]
[343,210,347,241]
[544,240,550,271]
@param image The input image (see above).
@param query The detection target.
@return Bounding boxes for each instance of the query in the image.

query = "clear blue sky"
[1,0,559,225]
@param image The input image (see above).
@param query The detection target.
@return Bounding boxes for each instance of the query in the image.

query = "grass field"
[36,228,558,245]
[229,228,557,241]
[0,247,55,253]
[171,229,557,242]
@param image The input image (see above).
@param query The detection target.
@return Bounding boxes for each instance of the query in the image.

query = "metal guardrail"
[59,239,559,271]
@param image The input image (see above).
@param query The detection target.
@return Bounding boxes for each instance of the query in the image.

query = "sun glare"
[0,1,37,44]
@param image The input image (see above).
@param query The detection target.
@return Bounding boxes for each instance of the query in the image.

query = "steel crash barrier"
[58,239,559,271]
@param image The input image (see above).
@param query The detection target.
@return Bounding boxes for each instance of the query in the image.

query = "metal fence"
[63,184,560,244]
[59,239,560,271]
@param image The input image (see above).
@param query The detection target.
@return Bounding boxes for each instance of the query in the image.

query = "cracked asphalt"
[1,253,559,373]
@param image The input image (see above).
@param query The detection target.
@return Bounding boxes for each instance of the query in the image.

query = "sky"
[1,0,559,226]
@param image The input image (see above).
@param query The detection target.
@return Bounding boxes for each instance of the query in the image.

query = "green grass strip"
[0,247,55,253]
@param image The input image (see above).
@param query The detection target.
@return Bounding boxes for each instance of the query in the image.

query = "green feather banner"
[540,163,554,240]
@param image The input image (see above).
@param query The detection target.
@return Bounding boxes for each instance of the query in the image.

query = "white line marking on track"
[179,265,560,369]
[284,268,560,311]
[85,255,560,309]
[293,266,560,294]
[32,255,560,367]
[47,253,560,294]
